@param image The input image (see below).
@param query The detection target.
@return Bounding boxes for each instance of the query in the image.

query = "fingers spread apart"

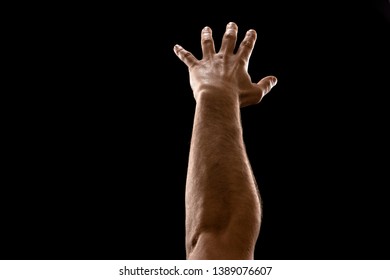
[174,22,258,68]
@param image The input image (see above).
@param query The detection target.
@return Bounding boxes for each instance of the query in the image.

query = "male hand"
[174,22,277,107]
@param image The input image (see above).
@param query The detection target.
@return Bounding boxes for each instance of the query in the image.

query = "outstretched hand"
[173,22,277,107]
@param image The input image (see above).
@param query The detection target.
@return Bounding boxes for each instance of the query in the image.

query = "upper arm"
[187,231,255,260]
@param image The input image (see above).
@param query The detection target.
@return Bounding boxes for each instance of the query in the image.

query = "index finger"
[201,26,216,59]
[236,29,257,63]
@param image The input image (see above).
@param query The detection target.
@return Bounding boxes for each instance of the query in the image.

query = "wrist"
[194,87,239,107]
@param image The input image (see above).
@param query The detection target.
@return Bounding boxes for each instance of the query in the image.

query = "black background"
[3,0,389,260]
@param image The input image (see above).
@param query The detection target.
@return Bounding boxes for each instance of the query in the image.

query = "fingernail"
[272,77,278,86]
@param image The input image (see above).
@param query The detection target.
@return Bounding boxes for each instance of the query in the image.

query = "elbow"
[186,214,261,260]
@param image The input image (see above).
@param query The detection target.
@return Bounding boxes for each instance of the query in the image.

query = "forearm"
[185,92,261,254]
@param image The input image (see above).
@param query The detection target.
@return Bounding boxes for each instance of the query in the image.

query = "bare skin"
[173,22,277,260]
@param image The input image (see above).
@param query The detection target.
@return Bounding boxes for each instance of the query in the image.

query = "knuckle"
[201,36,213,45]
[241,39,253,48]
[182,51,192,58]
[224,30,237,39]
[237,57,247,66]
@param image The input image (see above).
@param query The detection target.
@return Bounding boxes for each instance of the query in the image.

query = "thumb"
[257,75,278,96]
